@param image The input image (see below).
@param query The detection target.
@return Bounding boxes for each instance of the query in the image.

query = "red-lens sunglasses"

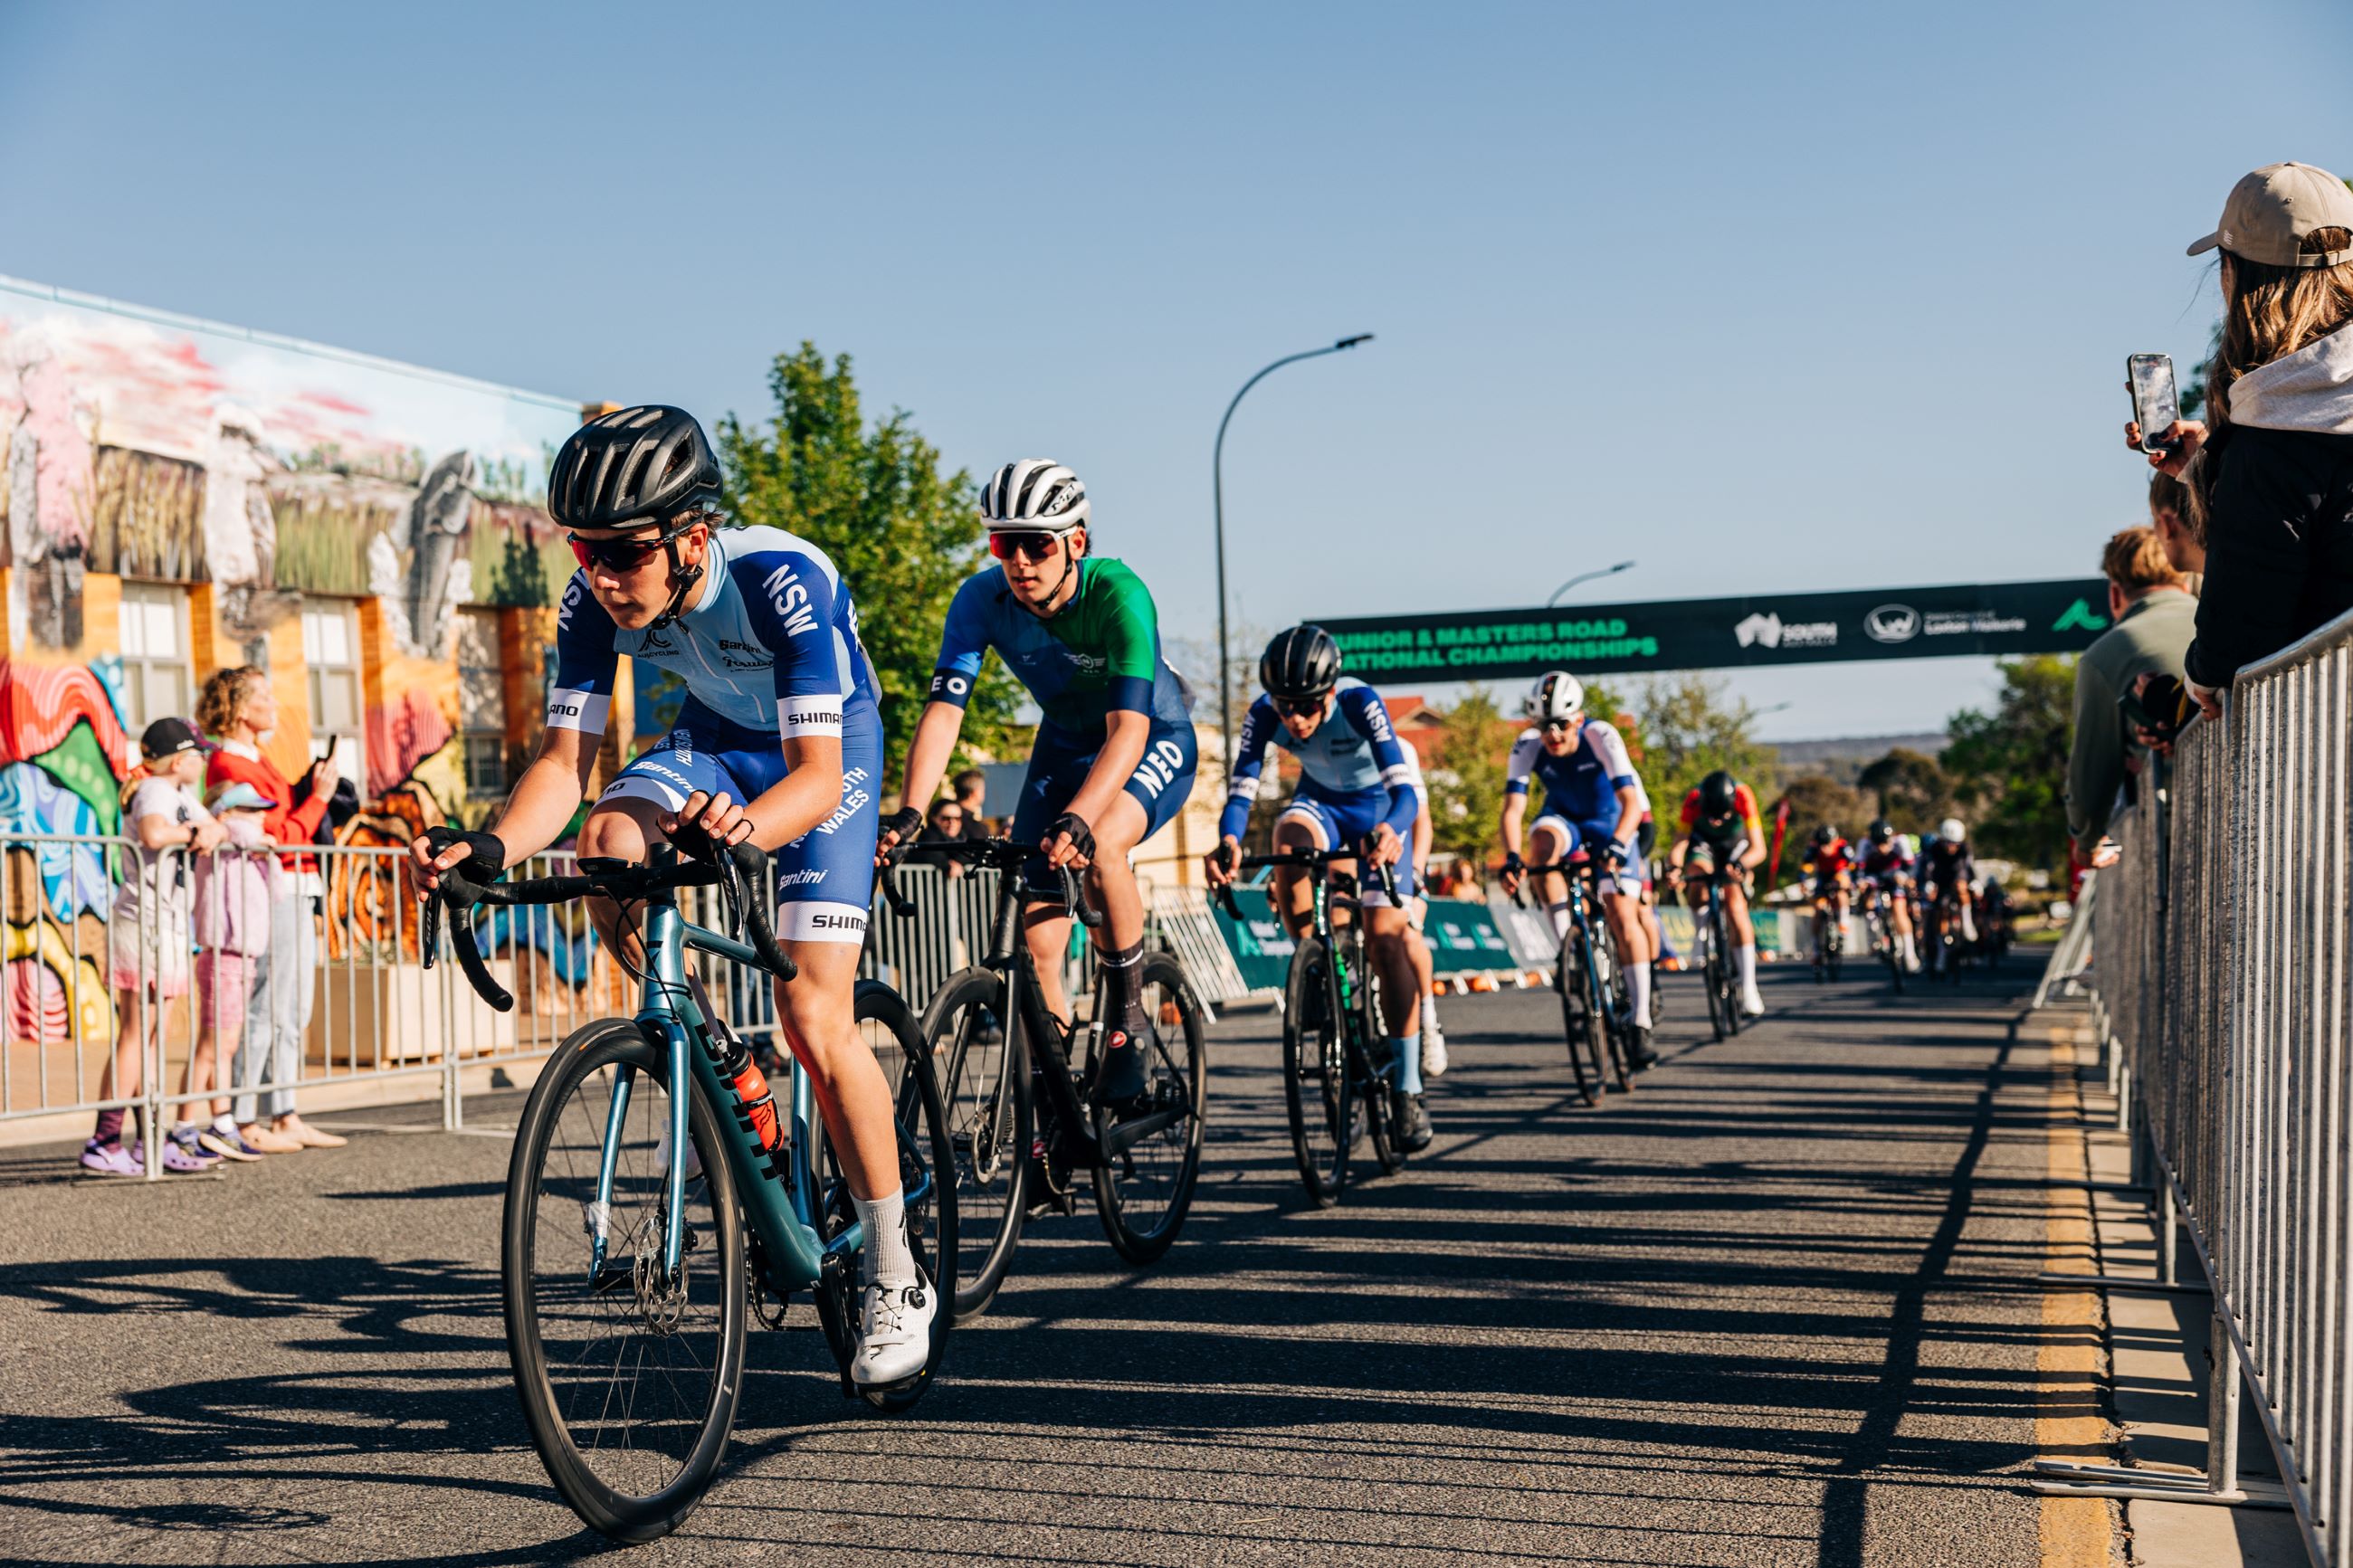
[988,531,1062,562]
[567,519,694,575]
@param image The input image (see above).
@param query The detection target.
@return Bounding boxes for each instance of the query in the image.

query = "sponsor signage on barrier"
[1315,578,2111,684]
[1209,886,1519,990]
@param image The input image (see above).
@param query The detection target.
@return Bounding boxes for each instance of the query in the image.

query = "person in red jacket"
[195,666,347,1153]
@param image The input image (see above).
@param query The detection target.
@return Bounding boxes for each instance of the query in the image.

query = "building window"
[455,607,509,799]
[301,601,363,759]
[119,584,193,733]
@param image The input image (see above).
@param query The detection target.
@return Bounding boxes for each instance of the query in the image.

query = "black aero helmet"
[1869,817,1894,842]
[1697,769,1739,818]
[1261,625,1342,702]
[1811,823,1838,845]
[548,405,722,529]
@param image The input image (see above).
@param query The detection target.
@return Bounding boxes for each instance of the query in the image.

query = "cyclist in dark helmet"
[1855,818,1920,972]
[1664,768,1767,1016]
[412,405,935,1389]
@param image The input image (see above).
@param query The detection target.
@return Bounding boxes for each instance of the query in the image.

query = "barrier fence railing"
[2045,604,2353,1564]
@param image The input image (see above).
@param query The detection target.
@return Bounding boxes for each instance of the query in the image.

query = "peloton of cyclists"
[1497,671,1661,1070]
[1915,817,1979,976]
[1800,824,1854,966]
[408,405,936,1388]
[879,459,1199,1112]
[1205,625,1434,1150]
[1663,769,1769,1018]
[1854,819,1921,973]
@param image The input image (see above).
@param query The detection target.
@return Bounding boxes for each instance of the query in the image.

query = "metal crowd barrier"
[0,836,1221,1172]
[2051,604,2353,1563]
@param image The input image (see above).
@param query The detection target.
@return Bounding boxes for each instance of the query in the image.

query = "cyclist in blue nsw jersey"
[1497,670,1660,1069]
[1204,626,1434,1151]
[881,460,1198,1112]
[410,406,934,1387]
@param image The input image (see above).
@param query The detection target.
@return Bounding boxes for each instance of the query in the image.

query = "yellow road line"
[2041,1024,2118,1566]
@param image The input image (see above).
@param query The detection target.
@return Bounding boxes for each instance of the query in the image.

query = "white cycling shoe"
[852,1274,937,1387]
[1421,1016,1449,1078]
[1740,986,1767,1018]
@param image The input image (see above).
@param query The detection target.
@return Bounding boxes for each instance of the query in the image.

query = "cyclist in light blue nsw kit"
[409,405,936,1388]
[881,460,1198,1113]
[1203,626,1433,1151]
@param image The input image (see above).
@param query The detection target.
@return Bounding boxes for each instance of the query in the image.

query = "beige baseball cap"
[2187,162,2353,269]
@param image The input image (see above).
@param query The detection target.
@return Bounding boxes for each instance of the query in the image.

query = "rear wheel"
[1281,936,1351,1205]
[922,968,1029,1323]
[1092,952,1208,1262]
[1558,941,1605,1105]
[503,1019,744,1544]
[1700,898,1729,1043]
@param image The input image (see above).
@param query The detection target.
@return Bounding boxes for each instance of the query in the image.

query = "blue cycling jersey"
[1505,719,1643,825]
[546,525,881,739]
[1219,680,1417,841]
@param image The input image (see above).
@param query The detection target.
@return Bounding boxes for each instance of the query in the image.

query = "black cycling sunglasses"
[988,531,1062,562]
[1271,693,1327,718]
[567,519,695,575]
[1541,716,1580,734]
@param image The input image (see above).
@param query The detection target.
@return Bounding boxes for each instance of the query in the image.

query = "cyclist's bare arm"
[1499,793,1529,859]
[412,723,594,887]
[887,699,967,844]
[1609,784,1641,855]
[1739,822,1767,870]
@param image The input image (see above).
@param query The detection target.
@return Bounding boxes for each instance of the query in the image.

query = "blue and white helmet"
[981,459,1090,534]
[1524,670,1585,724]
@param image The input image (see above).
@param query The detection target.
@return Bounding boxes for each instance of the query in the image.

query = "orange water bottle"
[724,1051,781,1155]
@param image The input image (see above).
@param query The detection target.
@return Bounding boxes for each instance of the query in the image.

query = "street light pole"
[1213,333,1374,772]
[1546,558,1637,607]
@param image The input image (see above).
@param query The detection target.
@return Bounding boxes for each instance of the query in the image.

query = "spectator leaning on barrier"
[195,666,347,1154]
[187,782,282,1163]
[2066,527,2196,859]
[2137,162,2353,716]
[84,718,226,1176]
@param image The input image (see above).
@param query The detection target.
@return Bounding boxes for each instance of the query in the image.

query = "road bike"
[1856,879,1908,994]
[1684,865,1746,1043]
[1808,881,1845,982]
[1515,852,1634,1106]
[1922,886,1971,984]
[893,838,1206,1321]
[425,835,955,1543]
[1217,843,1404,1207]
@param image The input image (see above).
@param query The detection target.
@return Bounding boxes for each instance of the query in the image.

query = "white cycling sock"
[854,1189,916,1287]
[1625,961,1653,1029]
[1393,1036,1424,1096]
[1737,944,1758,990]
[1420,995,1441,1031]
[1547,901,1572,943]
[1899,932,1917,964]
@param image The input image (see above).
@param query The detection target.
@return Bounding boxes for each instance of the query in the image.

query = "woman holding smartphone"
[2128,162,2353,716]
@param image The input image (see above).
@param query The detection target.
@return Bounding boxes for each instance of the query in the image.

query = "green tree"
[1773,774,1872,848]
[1856,746,1959,836]
[1941,654,2076,869]
[1630,673,1780,817]
[718,343,1025,784]
[1424,686,1517,866]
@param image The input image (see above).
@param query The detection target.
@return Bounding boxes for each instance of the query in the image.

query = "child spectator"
[85,718,225,1175]
[186,782,281,1162]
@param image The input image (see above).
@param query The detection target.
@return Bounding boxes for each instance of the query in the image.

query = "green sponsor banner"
[1210,889,1521,990]
[1318,578,2111,685]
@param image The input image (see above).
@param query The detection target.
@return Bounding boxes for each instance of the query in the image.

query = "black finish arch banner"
[1316,578,2113,685]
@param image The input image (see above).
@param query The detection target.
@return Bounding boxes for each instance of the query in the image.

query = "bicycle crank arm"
[1100,1107,1186,1158]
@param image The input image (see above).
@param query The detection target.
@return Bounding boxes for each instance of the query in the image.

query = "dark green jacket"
[2067,590,2196,844]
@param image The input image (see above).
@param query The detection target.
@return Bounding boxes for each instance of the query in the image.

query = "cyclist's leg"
[1725,868,1765,1012]
[1527,815,1575,943]
[1010,727,1093,1024]
[1358,831,1424,1089]
[1084,722,1196,1102]
[1272,795,1342,941]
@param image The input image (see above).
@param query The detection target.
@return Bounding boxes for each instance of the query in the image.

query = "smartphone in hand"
[2128,354,2180,455]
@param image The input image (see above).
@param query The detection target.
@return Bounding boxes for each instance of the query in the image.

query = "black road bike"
[1808,886,1845,983]
[1217,844,1405,1208]
[1686,865,1747,1043]
[1857,879,1908,994]
[892,838,1207,1322]
[1516,854,1634,1106]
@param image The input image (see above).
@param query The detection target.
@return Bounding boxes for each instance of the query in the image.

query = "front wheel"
[503,1019,745,1544]
[922,967,1030,1323]
[1282,936,1351,1205]
[1557,941,1605,1105]
[1092,952,1208,1261]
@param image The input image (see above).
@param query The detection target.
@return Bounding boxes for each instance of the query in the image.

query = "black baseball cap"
[139,717,204,760]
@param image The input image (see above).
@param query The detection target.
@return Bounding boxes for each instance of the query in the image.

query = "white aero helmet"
[1525,670,1586,725]
[981,459,1090,534]
[1939,817,1967,844]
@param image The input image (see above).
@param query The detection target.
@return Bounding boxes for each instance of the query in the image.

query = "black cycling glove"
[1046,811,1095,862]
[1502,851,1526,879]
[423,826,508,877]
[881,805,925,847]
[1599,840,1629,870]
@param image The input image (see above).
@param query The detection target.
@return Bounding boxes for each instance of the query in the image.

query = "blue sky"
[5,0,2348,739]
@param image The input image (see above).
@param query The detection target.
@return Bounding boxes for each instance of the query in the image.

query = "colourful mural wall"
[0,273,600,1039]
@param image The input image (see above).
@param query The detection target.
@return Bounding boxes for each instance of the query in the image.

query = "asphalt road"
[0,953,2085,1566]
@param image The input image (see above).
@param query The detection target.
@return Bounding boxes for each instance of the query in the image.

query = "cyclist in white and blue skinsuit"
[1497,670,1661,1069]
[1204,626,1434,1151]
[407,406,933,1389]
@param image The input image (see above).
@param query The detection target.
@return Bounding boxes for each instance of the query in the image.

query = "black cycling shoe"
[1626,1026,1659,1071]
[1090,1026,1151,1107]
[1398,1090,1434,1153]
